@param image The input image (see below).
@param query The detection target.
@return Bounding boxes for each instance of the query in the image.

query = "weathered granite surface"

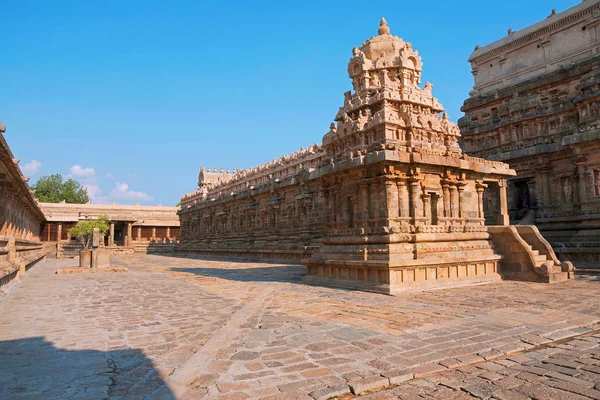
[179,19,571,293]
[1,254,598,399]
[460,1,600,264]
[0,122,45,291]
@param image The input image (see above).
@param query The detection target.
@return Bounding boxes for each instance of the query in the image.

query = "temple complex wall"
[460,0,600,264]
[179,146,326,260]
[39,203,180,257]
[0,123,46,290]
[179,19,574,293]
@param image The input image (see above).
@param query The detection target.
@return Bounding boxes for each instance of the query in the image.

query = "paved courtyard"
[1,254,600,399]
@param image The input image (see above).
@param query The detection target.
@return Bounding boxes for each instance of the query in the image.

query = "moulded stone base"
[302,259,502,294]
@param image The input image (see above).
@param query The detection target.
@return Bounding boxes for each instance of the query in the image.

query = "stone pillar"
[540,169,551,206]
[397,180,409,218]
[528,179,538,208]
[409,179,421,223]
[152,226,156,240]
[109,223,114,246]
[497,180,510,226]
[450,185,459,218]
[457,184,466,218]
[166,227,171,240]
[576,161,587,203]
[385,181,398,219]
[421,193,431,223]
[476,183,486,220]
[442,183,451,218]
[359,183,370,221]
[127,223,133,247]
[371,182,380,220]
[57,223,62,244]
[137,227,141,242]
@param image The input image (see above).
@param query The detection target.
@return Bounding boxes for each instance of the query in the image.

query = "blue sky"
[2,0,580,205]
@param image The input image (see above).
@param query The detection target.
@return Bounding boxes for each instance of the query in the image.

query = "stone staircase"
[60,240,85,258]
[487,225,574,283]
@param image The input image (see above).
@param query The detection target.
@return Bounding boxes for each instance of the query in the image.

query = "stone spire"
[378,17,390,35]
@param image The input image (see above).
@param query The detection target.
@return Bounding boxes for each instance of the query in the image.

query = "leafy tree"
[67,215,110,249]
[32,174,89,203]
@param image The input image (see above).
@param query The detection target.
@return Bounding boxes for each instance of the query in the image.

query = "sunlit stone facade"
[0,123,45,289]
[180,19,572,293]
[460,1,600,264]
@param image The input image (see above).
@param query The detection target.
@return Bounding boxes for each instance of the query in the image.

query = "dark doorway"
[483,182,500,225]
[113,223,125,246]
[346,197,354,228]
[430,193,439,225]
[512,180,530,222]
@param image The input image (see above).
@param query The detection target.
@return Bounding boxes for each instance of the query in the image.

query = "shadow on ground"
[0,337,175,400]
[169,265,306,283]
[137,252,308,284]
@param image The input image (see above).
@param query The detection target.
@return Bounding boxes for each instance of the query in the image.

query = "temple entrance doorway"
[113,223,126,246]
[483,181,500,226]
[511,180,531,222]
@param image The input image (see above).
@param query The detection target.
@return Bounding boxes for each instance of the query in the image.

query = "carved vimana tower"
[303,19,518,293]
[180,19,571,294]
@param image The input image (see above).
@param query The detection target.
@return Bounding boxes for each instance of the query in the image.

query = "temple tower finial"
[378,17,390,35]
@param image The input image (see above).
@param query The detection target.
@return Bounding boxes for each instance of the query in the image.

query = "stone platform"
[1,254,599,399]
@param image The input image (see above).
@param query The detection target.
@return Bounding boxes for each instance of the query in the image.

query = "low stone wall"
[0,123,47,291]
[0,236,45,293]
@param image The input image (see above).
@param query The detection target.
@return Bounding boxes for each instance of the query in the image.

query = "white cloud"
[69,164,96,178]
[105,172,116,179]
[21,160,41,175]
[111,182,153,201]
[83,183,102,201]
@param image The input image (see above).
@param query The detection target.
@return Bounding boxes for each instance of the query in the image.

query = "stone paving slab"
[1,254,599,399]
[358,332,600,399]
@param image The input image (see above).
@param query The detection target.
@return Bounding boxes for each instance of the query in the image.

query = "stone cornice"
[469,1,600,64]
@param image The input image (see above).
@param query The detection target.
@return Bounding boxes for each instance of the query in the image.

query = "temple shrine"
[179,19,574,294]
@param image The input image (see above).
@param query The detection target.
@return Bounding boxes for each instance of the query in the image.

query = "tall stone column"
[371,182,380,220]
[127,223,133,247]
[57,223,62,244]
[457,184,466,218]
[166,227,171,240]
[421,193,431,223]
[409,178,421,223]
[109,223,114,246]
[528,179,538,208]
[137,227,142,242]
[576,161,587,203]
[152,226,156,240]
[385,181,398,219]
[476,183,486,220]
[442,183,450,218]
[359,183,370,221]
[540,169,551,206]
[397,180,409,218]
[450,185,459,218]
[497,180,510,226]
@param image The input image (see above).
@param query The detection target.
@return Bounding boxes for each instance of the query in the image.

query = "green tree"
[67,215,110,249]
[32,174,90,203]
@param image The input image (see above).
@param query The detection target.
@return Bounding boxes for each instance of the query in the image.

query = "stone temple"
[460,0,600,264]
[179,19,574,294]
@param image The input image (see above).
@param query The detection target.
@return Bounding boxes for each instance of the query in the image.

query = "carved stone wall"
[179,19,543,294]
[460,1,600,263]
[0,123,46,290]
